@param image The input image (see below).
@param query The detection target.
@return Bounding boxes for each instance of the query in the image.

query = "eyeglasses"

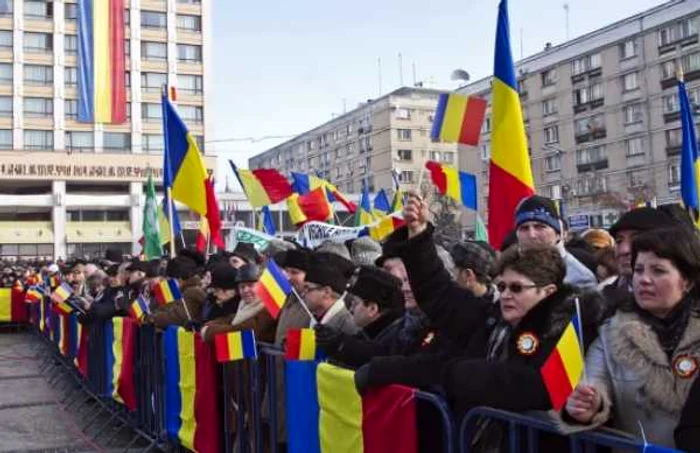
[302,285,324,296]
[496,282,539,294]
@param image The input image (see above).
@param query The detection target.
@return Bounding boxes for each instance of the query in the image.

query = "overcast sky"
[209,0,666,191]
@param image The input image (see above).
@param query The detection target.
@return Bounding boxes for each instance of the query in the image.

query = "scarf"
[394,308,430,355]
[633,295,694,360]
[231,298,264,327]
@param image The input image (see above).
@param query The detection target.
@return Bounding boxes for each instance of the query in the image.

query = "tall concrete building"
[459,0,700,231]
[249,87,459,196]
[0,0,212,260]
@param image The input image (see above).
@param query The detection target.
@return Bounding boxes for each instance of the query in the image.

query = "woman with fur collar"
[564,227,700,449]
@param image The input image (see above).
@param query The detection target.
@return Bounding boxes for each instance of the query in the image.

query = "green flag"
[475,214,488,242]
[143,173,162,259]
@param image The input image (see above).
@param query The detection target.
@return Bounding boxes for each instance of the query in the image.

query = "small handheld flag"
[129,295,150,321]
[25,287,43,304]
[54,300,74,316]
[255,260,293,319]
[425,161,478,210]
[153,279,182,305]
[214,330,257,363]
[51,283,73,305]
[430,93,487,146]
[285,328,324,361]
[540,311,585,410]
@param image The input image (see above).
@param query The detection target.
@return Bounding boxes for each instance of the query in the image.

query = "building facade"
[249,87,460,196]
[459,0,700,231]
[0,0,211,260]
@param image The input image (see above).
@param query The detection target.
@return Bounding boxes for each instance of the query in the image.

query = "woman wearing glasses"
[562,227,700,450]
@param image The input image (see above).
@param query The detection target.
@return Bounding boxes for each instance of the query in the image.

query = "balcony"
[667,144,682,156]
[575,128,606,145]
[577,159,608,173]
[659,34,698,56]
[573,98,604,114]
[664,111,681,123]
[661,69,700,89]
[571,67,602,84]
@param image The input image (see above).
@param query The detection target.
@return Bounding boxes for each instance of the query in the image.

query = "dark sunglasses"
[496,282,539,294]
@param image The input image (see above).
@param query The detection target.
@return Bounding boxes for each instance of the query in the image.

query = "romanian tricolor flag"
[425,161,478,210]
[105,317,137,411]
[287,188,334,226]
[74,319,89,377]
[230,161,293,208]
[214,330,257,363]
[163,327,220,453]
[51,283,73,305]
[77,0,127,124]
[291,172,357,214]
[129,295,150,321]
[285,362,418,453]
[430,93,487,146]
[679,71,700,227]
[25,287,43,304]
[163,93,209,217]
[372,189,391,218]
[540,312,584,410]
[368,213,406,242]
[391,188,405,213]
[488,0,536,249]
[48,275,61,289]
[355,184,375,227]
[54,300,74,316]
[153,278,182,305]
[0,285,29,323]
[255,259,293,319]
[285,328,324,361]
[58,313,70,356]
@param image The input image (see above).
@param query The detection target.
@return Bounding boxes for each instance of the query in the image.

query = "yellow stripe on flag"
[171,134,209,216]
[442,165,462,202]
[490,79,534,189]
[228,332,244,360]
[299,329,316,360]
[260,271,286,305]
[440,95,468,143]
[112,318,124,404]
[317,363,363,453]
[93,0,111,123]
[161,281,174,303]
[0,288,10,321]
[557,324,584,387]
[177,329,197,451]
[238,168,273,208]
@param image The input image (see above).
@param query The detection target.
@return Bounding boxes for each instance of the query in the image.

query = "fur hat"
[581,228,615,249]
[263,239,295,259]
[276,248,311,272]
[236,264,260,283]
[609,207,676,237]
[166,256,198,280]
[347,265,403,311]
[231,242,260,265]
[515,195,561,234]
[305,253,351,294]
[210,265,238,290]
[315,240,352,262]
[350,237,382,266]
[104,248,125,264]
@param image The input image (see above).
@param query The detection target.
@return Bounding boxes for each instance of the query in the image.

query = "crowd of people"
[5,193,700,452]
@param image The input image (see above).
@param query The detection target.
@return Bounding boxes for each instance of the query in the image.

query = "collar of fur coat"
[231,298,264,326]
[608,310,700,415]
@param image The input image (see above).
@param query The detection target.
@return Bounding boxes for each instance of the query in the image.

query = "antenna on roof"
[564,3,570,40]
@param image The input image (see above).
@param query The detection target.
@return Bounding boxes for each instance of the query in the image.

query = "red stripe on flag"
[540,349,574,411]
[11,286,27,322]
[459,97,487,145]
[362,385,418,453]
[425,161,447,194]
[193,334,221,453]
[214,333,231,363]
[487,162,536,250]
[117,318,137,411]
[204,178,224,249]
[109,0,127,123]
[77,326,89,377]
[256,284,283,319]
[285,329,302,360]
[250,169,294,203]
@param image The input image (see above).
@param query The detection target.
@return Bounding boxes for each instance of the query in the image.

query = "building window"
[619,39,636,59]
[480,144,490,161]
[571,53,601,76]
[177,0,202,3]
[178,74,203,94]
[178,105,203,123]
[542,98,558,116]
[0,96,11,117]
[623,103,643,124]
[481,117,491,133]
[397,149,412,161]
[64,34,77,56]
[65,3,77,20]
[666,128,682,147]
[543,125,559,144]
[663,92,680,113]
[141,10,167,29]
[397,129,412,141]
[0,129,11,150]
[622,72,639,92]
[65,99,78,119]
[441,151,455,164]
[662,52,700,80]
[177,14,201,32]
[628,170,646,188]
[574,114,605,136]
[398,170,414,183]
[24,1,53,19]
[143,134,164,153]
[544,154,561,172]
[194,135,204,152]
[65,131,93,152]
[141,72,167,92]
[626,137,645,156]
[573,83,602,105]
[177,44,202,63]
[24,65,53,85]
[23,32,52,53]
[23,97,53,117]
[24,130,53,150]
[577,175,606,195]
[141,103,162,121]
[141,41,167,61]
[65,67,77,87]
[395,107,411,119]
[541,68,557,87]
[0,31,12,50]
[576,145,606,165]
[544,184,562,199]
[669,161,681,187]
[103,132,131,152]
[0,63,11,84]
[658,18,696,47]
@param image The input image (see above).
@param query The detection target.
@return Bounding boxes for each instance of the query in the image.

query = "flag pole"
[167,188,176,258]
[290,286,316,326]
[574,297,587,383]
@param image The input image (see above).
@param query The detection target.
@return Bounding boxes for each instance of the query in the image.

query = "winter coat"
[319,298,359,335]
[200,302,277,344]
[558,242,598,291]
[200,294,239,324]
[329,310,403,368]
[559,308,700,450]
[83,286,127,322]
[599,276,633,319]
[150,286,207,329]
[274,293,313,347]
[676,372,700,452]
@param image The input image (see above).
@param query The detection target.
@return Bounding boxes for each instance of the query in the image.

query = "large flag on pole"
[142,173,162,259]
[488,0,535,249]
[679,71,700,227]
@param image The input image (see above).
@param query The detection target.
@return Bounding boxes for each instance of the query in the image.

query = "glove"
[314,324,344,355]
[354,363,372,396]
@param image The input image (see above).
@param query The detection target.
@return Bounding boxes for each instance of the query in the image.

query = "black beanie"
[609,207,676,237]
[515,195,561,233]
[347,266,403,312]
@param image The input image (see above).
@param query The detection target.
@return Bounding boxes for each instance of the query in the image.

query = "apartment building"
[249,86,460,196]
[458,0,700,231]
[0,0,212,259]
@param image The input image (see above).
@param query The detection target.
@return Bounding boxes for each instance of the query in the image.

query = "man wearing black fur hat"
[200,265,239,324]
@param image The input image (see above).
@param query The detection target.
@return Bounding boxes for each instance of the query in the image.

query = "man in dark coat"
[200,265,239,324]
[315,265,404,367]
